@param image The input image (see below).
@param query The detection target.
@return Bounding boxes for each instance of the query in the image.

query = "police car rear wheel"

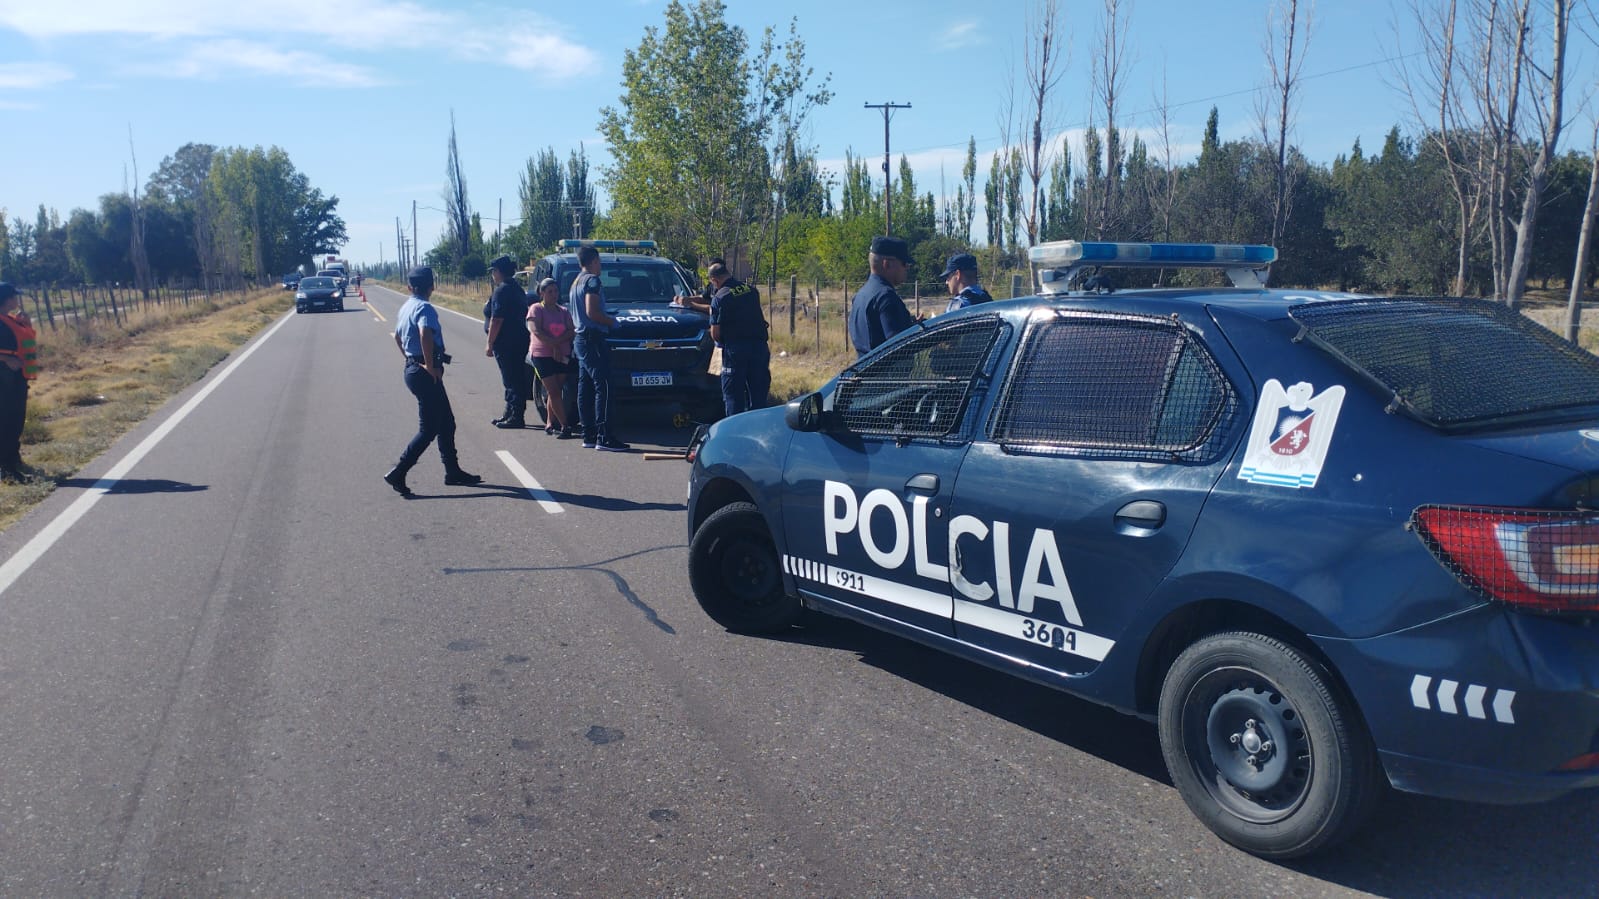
[689,502,798,633]
[1158,631,1378,859]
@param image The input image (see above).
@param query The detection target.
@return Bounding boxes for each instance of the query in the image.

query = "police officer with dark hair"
[570,245,629,452]
[848,235,918,358]
[484,254,531,429]
[938,252,993,314]
[384,266,482,496]
[706,261,770,416]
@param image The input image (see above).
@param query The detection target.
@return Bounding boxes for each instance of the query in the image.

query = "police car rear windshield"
[1288,297,1599,430]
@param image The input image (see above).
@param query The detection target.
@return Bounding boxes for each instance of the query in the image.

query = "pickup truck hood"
[607,304,708,341]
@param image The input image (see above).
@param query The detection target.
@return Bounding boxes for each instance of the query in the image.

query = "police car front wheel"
[688,502,798,634]
[1158,631,1380,859]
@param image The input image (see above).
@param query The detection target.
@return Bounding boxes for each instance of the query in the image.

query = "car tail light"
[1412,506,1599,613]
[1557,751,1599,771]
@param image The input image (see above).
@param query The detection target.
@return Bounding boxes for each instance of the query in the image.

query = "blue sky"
[2,0,1594,268]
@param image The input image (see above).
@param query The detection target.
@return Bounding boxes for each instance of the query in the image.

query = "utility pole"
[412,200,418,272]
[864,101,911,235]
[497,197,503,255]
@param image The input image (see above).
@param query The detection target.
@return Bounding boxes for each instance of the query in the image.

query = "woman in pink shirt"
[526,277,578,437]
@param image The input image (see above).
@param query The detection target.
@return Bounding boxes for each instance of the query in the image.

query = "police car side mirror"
[785,392,829,432]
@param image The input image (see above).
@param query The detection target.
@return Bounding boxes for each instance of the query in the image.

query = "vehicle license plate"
[632,372,673,387]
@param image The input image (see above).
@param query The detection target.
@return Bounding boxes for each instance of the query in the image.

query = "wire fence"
[13,278,268,332]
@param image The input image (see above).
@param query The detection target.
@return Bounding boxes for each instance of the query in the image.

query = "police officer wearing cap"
[848,235,918,358]
[939,252,993,314]
[384,266,482,496]
[706,261,770,416]
[484,254,531,429]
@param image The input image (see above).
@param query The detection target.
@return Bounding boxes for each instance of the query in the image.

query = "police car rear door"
[945,307,1245,677]
[780,316,1008,637]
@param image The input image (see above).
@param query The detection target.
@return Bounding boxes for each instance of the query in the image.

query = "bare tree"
[1020,0,1068,245]
[1257,0,1312,250]
[1394,0,1486,295]
[1091,0,1131,239]
[1470,0,1532,300]
[1504,0,1571,310]
[127,126,153,295]
[1566,116,1598,342]
[443,110,472,265]
[1147,70,1181,244]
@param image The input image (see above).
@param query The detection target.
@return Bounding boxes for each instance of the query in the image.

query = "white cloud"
[132,39,387,88]
[936,21,983,51]
[0,0,599,81]
[0,61,73,90]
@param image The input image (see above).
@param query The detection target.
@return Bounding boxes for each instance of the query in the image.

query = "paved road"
[1,284,1595,897]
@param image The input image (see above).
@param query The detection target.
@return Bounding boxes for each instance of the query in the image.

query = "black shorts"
[530,356,575,379]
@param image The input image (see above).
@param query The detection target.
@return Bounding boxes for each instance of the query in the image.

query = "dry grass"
[0,288,293,530]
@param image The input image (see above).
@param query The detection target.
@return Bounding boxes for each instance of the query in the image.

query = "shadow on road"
[764,613,1599,894]
[56,478,209,494]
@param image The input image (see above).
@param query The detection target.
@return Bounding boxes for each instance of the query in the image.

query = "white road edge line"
[495,450,564,514]
[0,311,299,600]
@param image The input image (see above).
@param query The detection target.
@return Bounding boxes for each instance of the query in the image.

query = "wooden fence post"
[788,275,797,336]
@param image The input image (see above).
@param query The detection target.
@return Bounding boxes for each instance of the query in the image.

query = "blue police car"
[685,240,1599,858]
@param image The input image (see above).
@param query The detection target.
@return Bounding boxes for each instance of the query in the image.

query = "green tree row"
[0,143,346,289]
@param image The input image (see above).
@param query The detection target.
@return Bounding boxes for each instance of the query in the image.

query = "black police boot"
[494,415,526,429]
[383,466,414,497]
[444,468,483,486]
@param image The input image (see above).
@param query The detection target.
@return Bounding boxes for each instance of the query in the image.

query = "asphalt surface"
[1,283,1596,897]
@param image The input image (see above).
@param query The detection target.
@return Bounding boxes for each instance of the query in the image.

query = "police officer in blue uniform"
[484,254,532,429]
[939,253,993,314]
[384,266,482,496]
[706,261,770,416]
[848,235,918,358]
[569,246,629,452]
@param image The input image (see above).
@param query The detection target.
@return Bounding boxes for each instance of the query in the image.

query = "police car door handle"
[905,473,940,495]
[1115,500,1166,532]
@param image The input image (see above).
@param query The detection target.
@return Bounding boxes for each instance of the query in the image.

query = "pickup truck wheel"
[1158,631,1379,859]
[689,501,798,634]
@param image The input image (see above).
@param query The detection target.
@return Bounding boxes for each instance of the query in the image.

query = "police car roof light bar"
[559,239,659,255]
[1029,240,1277,293]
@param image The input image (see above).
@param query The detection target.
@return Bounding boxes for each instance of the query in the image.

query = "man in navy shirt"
[484,254,532,429]
[384,266,482,496]
[848,236,918,358]
[706,261,770,416]
[939,253,994,314]
[569,246,628,451]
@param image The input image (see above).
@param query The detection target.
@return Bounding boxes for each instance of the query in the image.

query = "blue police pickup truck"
[684,240,1599,858]
[520,240,720,424]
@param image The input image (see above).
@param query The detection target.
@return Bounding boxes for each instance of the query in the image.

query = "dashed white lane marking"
[0,310,299,599]
[495,450,564,514]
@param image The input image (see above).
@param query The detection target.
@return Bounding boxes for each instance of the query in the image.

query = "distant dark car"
[295,276,344,313]
[686,239,1599,860]
[281,272,302,290]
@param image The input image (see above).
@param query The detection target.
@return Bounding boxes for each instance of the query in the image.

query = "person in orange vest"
[0,283,39,481]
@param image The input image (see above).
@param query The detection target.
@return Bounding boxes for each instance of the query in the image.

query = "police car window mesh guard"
[833,318,1003,438]
[992,312,1238,461]
[1288,297,1599,430]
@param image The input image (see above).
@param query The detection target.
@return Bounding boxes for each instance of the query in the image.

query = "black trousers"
[494,345,532,419]
[0,367,26,470]
[396,361,460,474]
